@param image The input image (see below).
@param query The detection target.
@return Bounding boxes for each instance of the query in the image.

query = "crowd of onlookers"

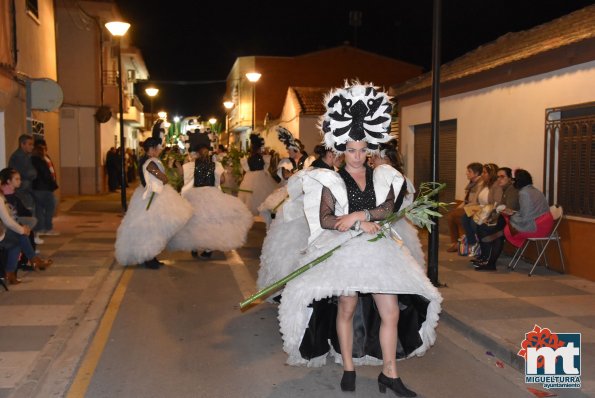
[1,134,56,285]
[446,162,553,271]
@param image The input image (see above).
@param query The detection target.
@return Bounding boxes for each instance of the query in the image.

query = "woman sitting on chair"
[503,169,552,248]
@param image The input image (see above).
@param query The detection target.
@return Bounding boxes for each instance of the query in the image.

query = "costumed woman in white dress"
[277,82,442,396]
[237,134,277,215]
[167,133,253,260]
[115,125,192,269]
[370,139,426,268]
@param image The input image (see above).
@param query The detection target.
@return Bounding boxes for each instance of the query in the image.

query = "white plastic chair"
[508,205,566,276]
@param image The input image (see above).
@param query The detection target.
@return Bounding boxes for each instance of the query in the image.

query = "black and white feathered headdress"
[151,119,167,146]
[276,126,300,152]
[249,133,264,150]
[320,81,393,153]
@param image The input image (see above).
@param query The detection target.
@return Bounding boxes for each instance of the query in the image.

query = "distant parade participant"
[167,133,253,259]
[237,133,277,215]
[115,122,192,269]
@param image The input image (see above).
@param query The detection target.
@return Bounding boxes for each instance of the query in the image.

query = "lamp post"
[145,87,159,127]
[245,72,261,131]
[223,100,234,147]
[105,21,131,212]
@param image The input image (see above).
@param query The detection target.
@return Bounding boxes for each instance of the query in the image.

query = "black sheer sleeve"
[319,186,339,229]
[368,186,395,221]
[146,161,169,184]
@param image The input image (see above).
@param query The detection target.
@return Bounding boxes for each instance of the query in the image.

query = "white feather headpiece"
[320,81,393,153]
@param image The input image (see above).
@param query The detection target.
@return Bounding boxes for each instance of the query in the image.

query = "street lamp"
[245,72,261,131]
[223,100,234,147]
[105,21,131,212]
[145,87,159,127]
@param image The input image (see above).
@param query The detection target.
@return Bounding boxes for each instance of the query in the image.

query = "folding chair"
[508,205,566,276]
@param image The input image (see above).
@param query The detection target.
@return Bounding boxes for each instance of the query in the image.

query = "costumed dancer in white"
[370,139,426,268]
[257,142,336,298]
[115,122,192,269]
[168,133,253,260]
[277,82,442,396]
[237,134,277,215]
[257,157,294,229]
[257,126,300,228]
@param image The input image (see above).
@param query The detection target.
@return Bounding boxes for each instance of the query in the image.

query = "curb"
[440,310,525,372]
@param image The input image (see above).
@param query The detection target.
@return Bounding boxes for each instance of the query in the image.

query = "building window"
[545,103,595,218]
[26,0,39,19]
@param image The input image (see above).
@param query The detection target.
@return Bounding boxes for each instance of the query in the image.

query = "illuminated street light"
[245,72,261,131]
[208,118,217,125]
[105,20,131,211]
[145,87,159,127]
[157,111,167,120]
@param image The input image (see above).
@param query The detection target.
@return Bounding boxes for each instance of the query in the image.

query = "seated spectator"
[1,168,39,262]
[0,168,53,284]
[461,163,502,256]
[503,169,553,248]
[473,167,520,271]
[446,162,484,252]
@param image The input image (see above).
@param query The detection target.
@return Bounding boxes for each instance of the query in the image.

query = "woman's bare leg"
[373,293,399,378]
[337,295,358,370]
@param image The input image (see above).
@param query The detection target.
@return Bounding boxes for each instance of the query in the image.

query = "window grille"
[545,103,595,218]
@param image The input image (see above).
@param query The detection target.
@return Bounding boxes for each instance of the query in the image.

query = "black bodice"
[247,154,265,171]
[338,166,376,212]
[194,158,215,187]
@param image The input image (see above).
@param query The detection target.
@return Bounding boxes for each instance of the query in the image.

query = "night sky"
[118,0,595,123]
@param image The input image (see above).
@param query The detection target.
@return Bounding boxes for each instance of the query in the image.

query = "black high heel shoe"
[378,372,416,397]
[340,370,356,392]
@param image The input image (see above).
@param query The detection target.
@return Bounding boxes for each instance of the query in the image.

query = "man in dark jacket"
[31,139,60,236]
[8,134,37,213]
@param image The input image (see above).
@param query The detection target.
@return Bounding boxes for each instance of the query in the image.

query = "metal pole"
[149,97,153,127]
[427,0,441,286]
[226,112,230,147]
[116,37,127,211]
[251,85,255,131]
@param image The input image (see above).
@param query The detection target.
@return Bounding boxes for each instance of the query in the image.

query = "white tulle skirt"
[392,218,426,268]
[238,170,277,215]
[167,187,254,252]
[115,185,193,265]
[278,230,443,367]
[257,214,310,291]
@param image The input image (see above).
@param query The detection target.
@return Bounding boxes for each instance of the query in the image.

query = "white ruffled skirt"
[167,186,254,252]
[238,170,277,215]
[115,185,193,265]
[257,214,310,291]
[278,230,443,367]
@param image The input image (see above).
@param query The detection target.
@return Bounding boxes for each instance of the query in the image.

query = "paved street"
[0,191,593,398]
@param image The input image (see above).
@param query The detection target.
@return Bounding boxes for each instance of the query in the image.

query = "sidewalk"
[0,192,593,397]
[0,192,126,398]
[435,232,594,397]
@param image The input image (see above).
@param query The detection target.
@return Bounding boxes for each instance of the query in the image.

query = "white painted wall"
[400,60,595,201]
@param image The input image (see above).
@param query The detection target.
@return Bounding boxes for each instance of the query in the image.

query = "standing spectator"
[126,148,136,183]
[446,162,484,252]
[8,134,37,213]
[31,139,59,236]
[105,147,119,191]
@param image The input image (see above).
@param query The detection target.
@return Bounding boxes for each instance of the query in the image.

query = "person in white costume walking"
[115,123,192,269]
[276,82,442,397]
